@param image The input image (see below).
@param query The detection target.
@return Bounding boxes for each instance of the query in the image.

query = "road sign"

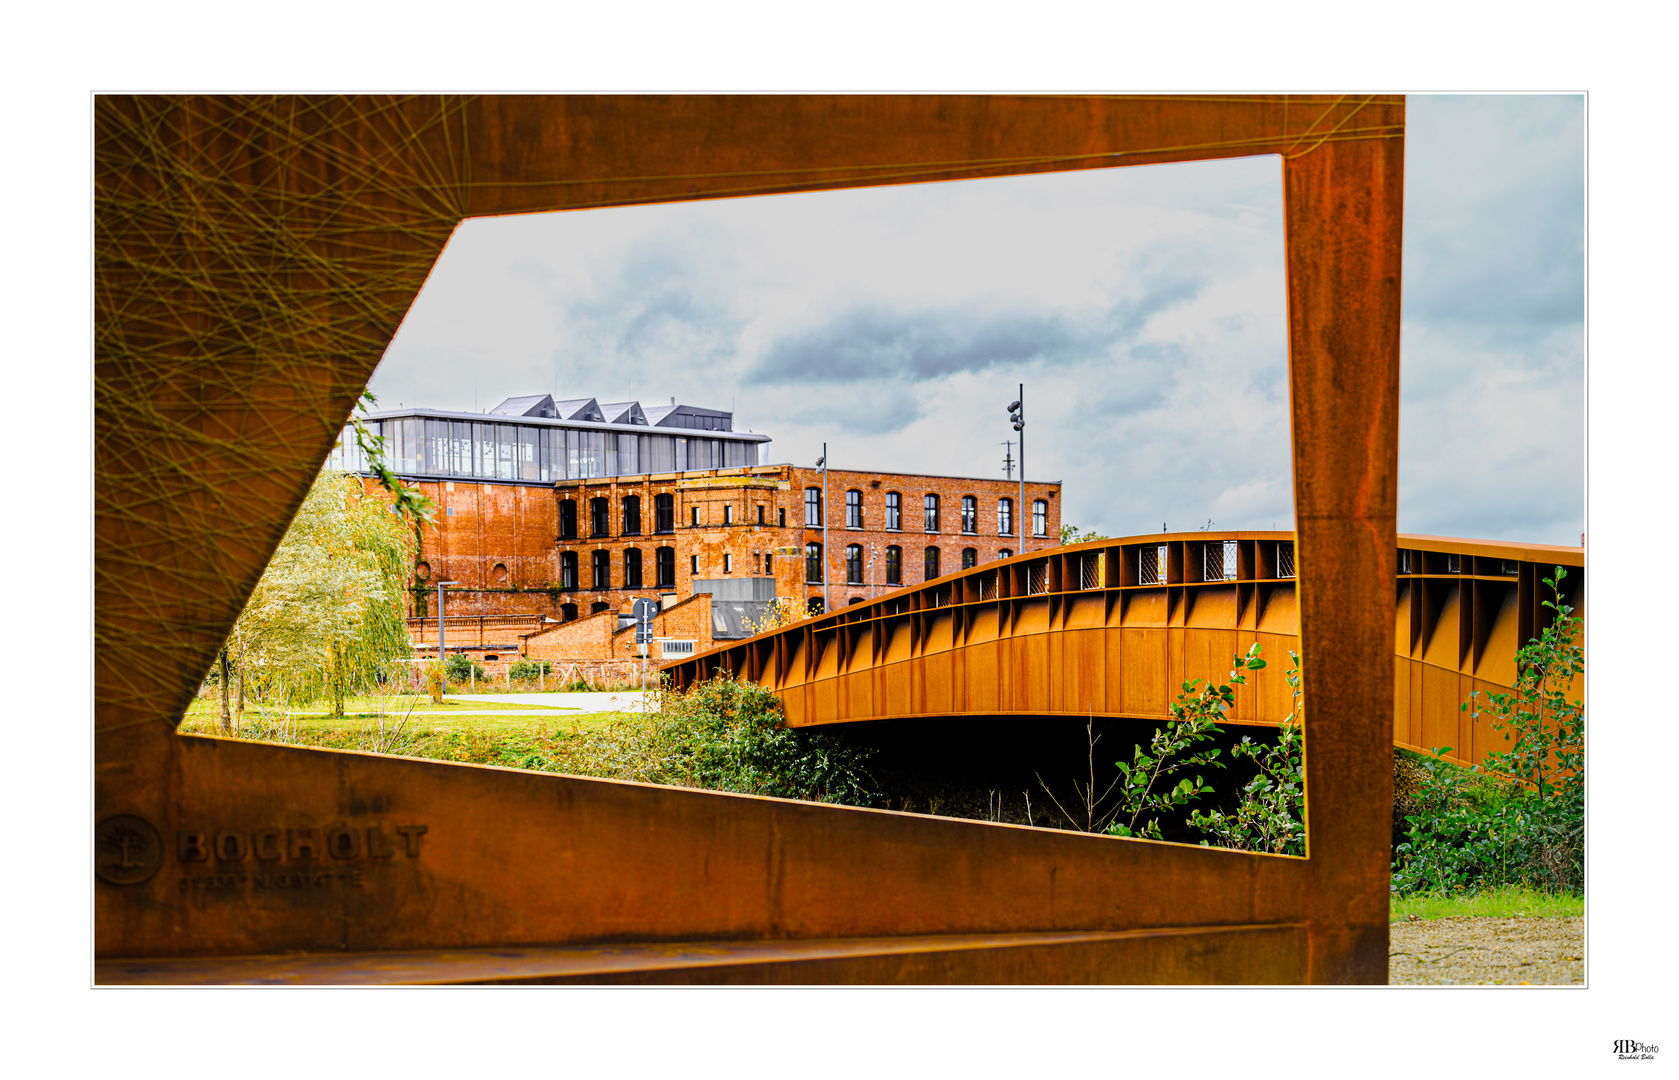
[632,597,658,644]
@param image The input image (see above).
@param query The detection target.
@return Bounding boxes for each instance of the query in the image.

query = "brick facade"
[382,463,1061,664]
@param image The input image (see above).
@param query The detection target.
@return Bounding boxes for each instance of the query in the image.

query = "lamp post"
[1007,386,1024,549]
[816,444,829,614]
[435,580,459,684]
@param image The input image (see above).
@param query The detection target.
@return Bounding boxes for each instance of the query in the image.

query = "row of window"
[556,547,678,590]
[555,494,792,540]
[806,489,1048,536]
[803,543,1010,585]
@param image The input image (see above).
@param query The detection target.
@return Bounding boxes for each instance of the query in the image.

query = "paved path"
[444,691,658,713]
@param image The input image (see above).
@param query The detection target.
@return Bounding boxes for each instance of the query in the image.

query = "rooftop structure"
[328,394,769,484]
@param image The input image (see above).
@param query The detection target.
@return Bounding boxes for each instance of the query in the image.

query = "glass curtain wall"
[336,421,756,482]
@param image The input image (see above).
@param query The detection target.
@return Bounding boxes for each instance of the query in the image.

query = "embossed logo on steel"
[96,814,164,885]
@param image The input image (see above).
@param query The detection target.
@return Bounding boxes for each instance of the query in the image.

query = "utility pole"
[1008,386,1024,550]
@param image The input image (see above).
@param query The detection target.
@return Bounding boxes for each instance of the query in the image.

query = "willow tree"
[231,470,417,718]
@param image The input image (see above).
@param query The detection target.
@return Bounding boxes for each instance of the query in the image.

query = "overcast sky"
[369,95,1583,546]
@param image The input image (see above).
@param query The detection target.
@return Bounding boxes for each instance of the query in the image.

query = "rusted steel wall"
[95,721,1309,971]
[96,95,1408,983]
[666,531,1585,772]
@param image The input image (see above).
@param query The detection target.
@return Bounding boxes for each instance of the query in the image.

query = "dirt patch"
[1388,917,1583,985]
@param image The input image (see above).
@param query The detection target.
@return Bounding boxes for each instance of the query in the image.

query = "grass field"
[1389,884,1583,921]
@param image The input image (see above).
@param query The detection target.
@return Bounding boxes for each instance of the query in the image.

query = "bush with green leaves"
[1098,643,1267,840]
[508,660,552,681]
[444,654,485,682]
[1392,568,1584,896]
[1189,651,1305,856]
[663,677,880,806]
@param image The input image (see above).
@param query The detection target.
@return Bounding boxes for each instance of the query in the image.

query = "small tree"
[231,470,417,718]
[1189,650,1305,855]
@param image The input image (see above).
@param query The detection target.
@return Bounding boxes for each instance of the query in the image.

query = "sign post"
[632,597,658,692]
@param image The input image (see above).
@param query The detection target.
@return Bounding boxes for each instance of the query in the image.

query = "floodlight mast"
[1008,385,1024,549]
[818,443,829,613]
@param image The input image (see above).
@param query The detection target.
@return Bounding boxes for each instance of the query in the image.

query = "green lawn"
[182,693,584,724]
[1389,884,1582,920]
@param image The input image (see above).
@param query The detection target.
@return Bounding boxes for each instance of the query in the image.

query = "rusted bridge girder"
[664,531,1584,770]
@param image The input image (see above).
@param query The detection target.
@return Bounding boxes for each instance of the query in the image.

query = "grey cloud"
[751,273,1207,388]
[752,306,1084,385]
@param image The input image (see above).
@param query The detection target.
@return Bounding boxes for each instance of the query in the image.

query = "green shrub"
[444,654,485,682]
[1190,650,1305,856]
[663,677,880,806]
[508,660,551,681]
[1392,568,1584,896]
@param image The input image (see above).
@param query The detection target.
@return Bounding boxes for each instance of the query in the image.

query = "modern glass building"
[327,394,772,484]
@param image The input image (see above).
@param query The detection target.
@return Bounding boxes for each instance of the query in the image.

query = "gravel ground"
[1389,917,1584,985]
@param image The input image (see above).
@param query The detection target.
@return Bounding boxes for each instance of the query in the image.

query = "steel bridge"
[666,531,1584,770]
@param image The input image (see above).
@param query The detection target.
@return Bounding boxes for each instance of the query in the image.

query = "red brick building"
[345,396,1061,671]
[395,462,1060,617]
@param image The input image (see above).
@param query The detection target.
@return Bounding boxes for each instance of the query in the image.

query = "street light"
[817,444,829,614]
[435,580,460,669]
[1006,385,1024,549]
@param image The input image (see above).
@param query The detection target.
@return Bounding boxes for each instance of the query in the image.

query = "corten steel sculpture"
[663,531,1584,772]
[97,95,1406,984]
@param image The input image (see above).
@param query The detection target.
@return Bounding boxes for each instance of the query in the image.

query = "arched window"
[1033,499,1048,537]
[999,548,1013,560]
[559,551,578,590]
[778,507,786,527]
[654,546,676,588]
[805,487,823,527]
[807,597,825,616]
[923,493,940,532]
[654,493,674,533]
[846,489,863,529]
[885,545,902,585]
[590,497,609,538]
[622,495,641,535]
[559,499,577,540]
[998,498,1014,537]
[961,547,978,570]
[560,603,578,622]
[885,492,902,530]
[624,547,642,588]
[961,495,978,534]
[846,544,863,584]
[924,545,940,581]
[591,549,610,589]
[723,504,733,525]
[805,542,823,583]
